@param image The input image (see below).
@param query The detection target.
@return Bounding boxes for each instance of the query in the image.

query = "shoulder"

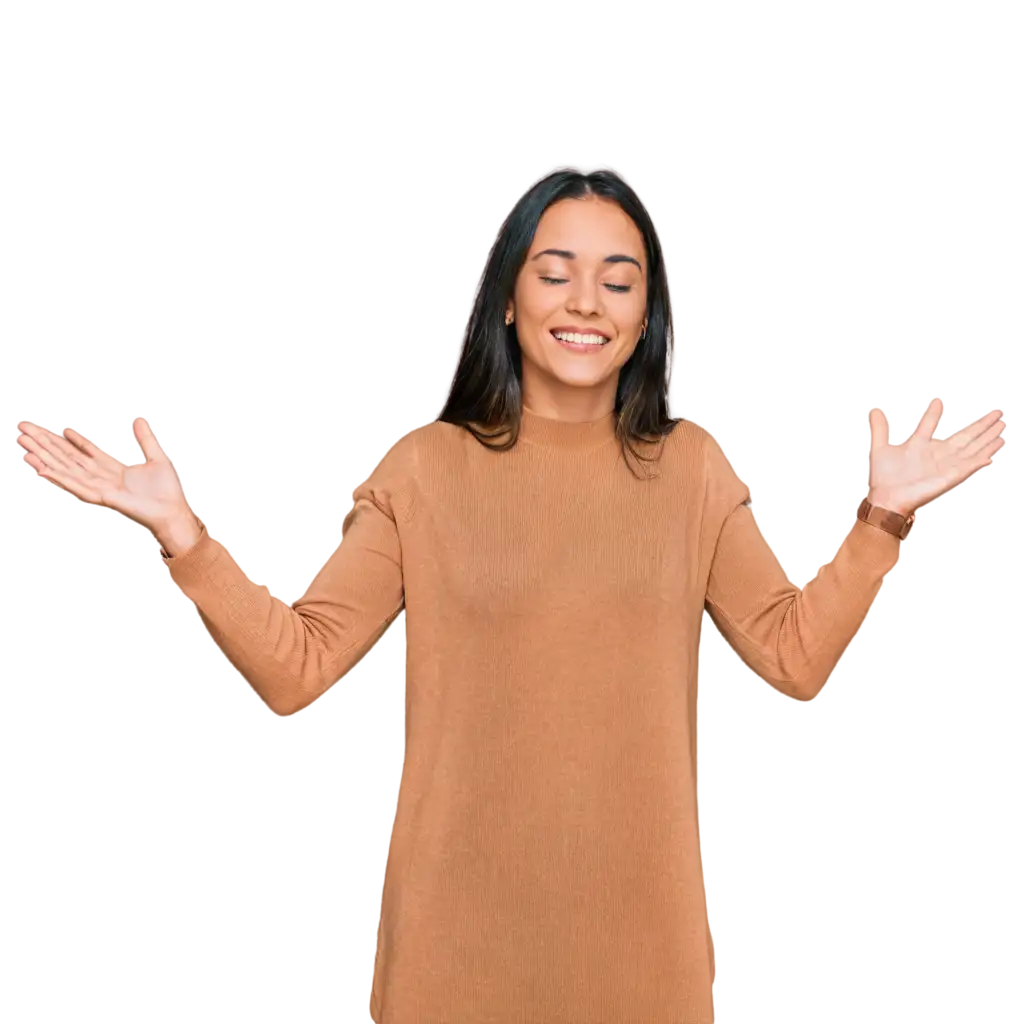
[350,422,434,521]
[353,418,469,517]
[659,417,749,509]
[652,416,708,470]
[663,416,705,449]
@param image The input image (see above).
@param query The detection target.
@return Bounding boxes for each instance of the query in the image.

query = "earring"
[505,309,514,326]
[640,318,648,340]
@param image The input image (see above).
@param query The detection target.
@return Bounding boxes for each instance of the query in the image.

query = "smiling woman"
[18,160,1002,1024]
[437,168,679,473]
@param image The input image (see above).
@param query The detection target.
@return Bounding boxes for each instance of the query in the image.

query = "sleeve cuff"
[160,517,217,583]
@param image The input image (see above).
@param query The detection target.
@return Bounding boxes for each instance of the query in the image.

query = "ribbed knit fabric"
[161,405,902,1023]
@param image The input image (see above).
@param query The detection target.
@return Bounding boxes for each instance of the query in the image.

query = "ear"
[505,299,514,319]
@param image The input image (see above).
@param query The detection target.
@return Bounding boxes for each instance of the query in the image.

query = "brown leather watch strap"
[858,497,915,539]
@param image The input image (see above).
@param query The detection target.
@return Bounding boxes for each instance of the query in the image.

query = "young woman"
[16,168,1006,1022]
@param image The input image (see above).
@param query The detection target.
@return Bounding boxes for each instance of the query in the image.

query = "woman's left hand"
[867,398,1006,516]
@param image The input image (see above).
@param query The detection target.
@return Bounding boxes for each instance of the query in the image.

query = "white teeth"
[553,331,607,345]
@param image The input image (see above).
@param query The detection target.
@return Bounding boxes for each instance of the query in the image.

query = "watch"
[858,497,915,540]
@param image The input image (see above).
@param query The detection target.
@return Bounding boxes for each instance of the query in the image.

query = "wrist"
[859,495,916,540]
[153,508,203,558]
[866,490,915,517]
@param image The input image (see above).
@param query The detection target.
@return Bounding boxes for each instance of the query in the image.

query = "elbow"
[736,618,847,702]
[766,671,825,702]
[250,655,335,716]
[792,673,828,702]
[259,681,306,716]
[264,691,296,716]
[263,644,358,716]
[765,649,832,701]
[268,677,326,717]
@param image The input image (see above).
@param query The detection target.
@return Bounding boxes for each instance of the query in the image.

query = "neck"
[520,370,614,421]
[518,403,618,451]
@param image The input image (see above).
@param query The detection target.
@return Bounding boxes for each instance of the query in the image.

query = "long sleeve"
[160,433,418,716]
[701,428,902,701]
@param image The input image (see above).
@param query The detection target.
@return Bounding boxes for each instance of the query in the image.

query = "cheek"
[513,284,552,357]
[614,294,647,329]
[517,281,561,323]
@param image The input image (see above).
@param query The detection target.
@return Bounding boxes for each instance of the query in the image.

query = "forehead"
[530,196,645,264]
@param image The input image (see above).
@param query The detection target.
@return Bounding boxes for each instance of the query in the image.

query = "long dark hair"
[436,167,683,477]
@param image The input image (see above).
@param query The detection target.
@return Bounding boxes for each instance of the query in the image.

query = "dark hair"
[436,166,683,478]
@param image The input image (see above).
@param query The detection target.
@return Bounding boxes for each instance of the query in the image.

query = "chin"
[552,368,614,391]
[522,337,617,376]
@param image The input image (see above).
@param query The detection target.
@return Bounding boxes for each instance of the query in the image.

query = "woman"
[16,168,1005,1022]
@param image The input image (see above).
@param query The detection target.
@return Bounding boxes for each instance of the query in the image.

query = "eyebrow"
[530,248,643,272]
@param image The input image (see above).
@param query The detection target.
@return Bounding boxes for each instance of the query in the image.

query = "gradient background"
[6,9,1024,1024]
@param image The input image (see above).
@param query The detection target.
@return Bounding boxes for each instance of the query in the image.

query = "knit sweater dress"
[161,404,902,1023]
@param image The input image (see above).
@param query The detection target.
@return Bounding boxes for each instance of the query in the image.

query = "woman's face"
[508,195,648,406]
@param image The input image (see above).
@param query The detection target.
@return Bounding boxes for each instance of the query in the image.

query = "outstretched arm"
[703,481,900,702]
[160,436,416,716]
[702,399,1005,701]
[16,414,408,716]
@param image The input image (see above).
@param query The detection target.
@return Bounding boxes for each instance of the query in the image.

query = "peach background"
[2,8,1024,1024]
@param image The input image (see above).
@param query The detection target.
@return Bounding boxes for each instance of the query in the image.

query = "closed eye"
[539,276,631,293]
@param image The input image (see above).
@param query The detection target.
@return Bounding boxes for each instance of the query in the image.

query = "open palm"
[17,417,190,532]
[868,399,1006,516]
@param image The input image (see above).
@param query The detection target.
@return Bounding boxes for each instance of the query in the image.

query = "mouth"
[550,328,611,351]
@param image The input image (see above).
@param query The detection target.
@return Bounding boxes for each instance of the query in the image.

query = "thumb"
[133,417,169,462]
[868,408,889,451]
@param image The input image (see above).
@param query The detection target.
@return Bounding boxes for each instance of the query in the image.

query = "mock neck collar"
[518,404,619,451]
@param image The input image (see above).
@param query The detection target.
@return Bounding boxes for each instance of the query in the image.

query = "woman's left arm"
[702,399,1006,701]
[703,484,902,703]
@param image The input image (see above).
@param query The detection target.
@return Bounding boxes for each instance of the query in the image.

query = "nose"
[565,275,603,318]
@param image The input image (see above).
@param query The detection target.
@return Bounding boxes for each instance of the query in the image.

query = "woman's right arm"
[18,416,414,717]
[157,480,407,716]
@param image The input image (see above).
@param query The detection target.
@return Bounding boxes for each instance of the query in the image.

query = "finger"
[955,438,1003,484]
[21,429,107,490]
[947,408,1004,448]
[23,451,102,503]
[911,397,943,440]
[63,427,123,472]
[972,433,1006,464]
[133,418,168,463]
[961,418,1006,459]
[18,429,81,476]
[20,421,101,477]
[869,408,889,449]
[45,425,110,473]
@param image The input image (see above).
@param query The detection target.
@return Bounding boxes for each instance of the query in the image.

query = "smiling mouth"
[550,329,610,347]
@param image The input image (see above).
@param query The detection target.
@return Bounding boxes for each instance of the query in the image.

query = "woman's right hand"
[17,417,194,536]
